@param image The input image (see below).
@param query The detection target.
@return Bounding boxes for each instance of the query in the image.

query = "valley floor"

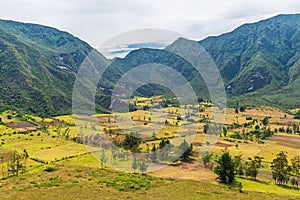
[0,104,299,199]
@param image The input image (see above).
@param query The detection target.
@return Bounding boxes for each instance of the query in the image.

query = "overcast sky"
[1,0,300,55]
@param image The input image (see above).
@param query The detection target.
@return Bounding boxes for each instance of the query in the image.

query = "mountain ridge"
[0,19,110,116]
[0,14,300,116]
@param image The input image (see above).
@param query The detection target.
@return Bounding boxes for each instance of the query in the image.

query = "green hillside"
[0,20,110,116]
[1,14,300,116]
[105,14,300,109]
[199,14,300,108]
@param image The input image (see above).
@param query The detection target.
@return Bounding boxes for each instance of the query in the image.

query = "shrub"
[44,167,57,172]
[295,111,300,119]
[230,132,243,139]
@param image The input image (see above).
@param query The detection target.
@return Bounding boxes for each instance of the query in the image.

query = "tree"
[0,155,4,178]
[8,151,23,176]
[262,117,269,126]
[244,156,263,180]
[223,127,227,137]
[235,107,239,114]
[111,148,118,164]
[239,106,246,112]
[255,125,260,130]
[253,130,261,142]
[213,148,235,183]
[151,144,157,162]
[159,139,169,149]
[179,140,193,161]
[132,156,138,173]
[238,182,243,193]
[295,111,300,119]
[233,153,243,177]
[100,148,107,169]
[139,161,149,175]
[158,140,172,162]
[22,149,29,172]
[291,155,300,187]
[271,151,290,185]
[122,132,141,152]
[204,124,209,134]
[203,152,213,168]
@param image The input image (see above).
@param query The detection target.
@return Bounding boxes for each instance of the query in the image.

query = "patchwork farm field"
[0,97,299,199]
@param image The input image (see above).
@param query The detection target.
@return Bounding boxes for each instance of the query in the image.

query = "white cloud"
[0,0,300,47]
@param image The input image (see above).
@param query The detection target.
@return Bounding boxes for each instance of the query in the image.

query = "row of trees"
[277,124,300,134]
[210,149,300,187]
[99,135,193,174]
[121,132,193,163]
[271,152,300,187]
[209,149,263,184]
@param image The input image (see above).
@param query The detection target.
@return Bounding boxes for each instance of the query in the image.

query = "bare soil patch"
[215,142,234,148]
[6,122,37,129]
[0,150,13,162]
[149,161,215,181]
[269,134,300,149]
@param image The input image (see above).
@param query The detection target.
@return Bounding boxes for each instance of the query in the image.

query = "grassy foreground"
[0,154,298,200]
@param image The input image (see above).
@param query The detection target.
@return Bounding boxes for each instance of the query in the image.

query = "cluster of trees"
[132,156,149,174]
[235,106,246,113]
[149,139,193,163]
[230,128,273,142]
[276,124,300,134]
[203,123,223,135]
[207,149,300,188]
[0,149,29,177]
[234,154,263,180]
[226,117,273,142]
[211,149,263,184]
[271,152,300,187]
[204,117,277,142]
[213,149,235,183]
[122,132,141,153]
[121,131,193,163]
[132,139,192,174]
[99,136,193,174]
[36,120,82,144]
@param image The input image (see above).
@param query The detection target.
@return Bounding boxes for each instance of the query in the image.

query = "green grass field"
[0,154,299,200]
[0,101,299,199]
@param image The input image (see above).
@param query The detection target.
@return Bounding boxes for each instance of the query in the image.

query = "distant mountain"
[110,14,300,108]
[0,20,110,116]
[198,14,300,107]
[1,14,300,116]
[104,48,209,99]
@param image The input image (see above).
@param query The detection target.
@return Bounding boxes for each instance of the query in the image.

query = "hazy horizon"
[1,0,300,47]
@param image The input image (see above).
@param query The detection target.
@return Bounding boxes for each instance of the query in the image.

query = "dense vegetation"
[0,20,110,116]
[104,14,300,109]
[199,14,300,108]
[1,14,300,116]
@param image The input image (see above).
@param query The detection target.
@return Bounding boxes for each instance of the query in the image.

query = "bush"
[239,106,246,112]
[295,111,300,119]
[44,167,57,172]
[246,116,252,120]
[230,132,243,139]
